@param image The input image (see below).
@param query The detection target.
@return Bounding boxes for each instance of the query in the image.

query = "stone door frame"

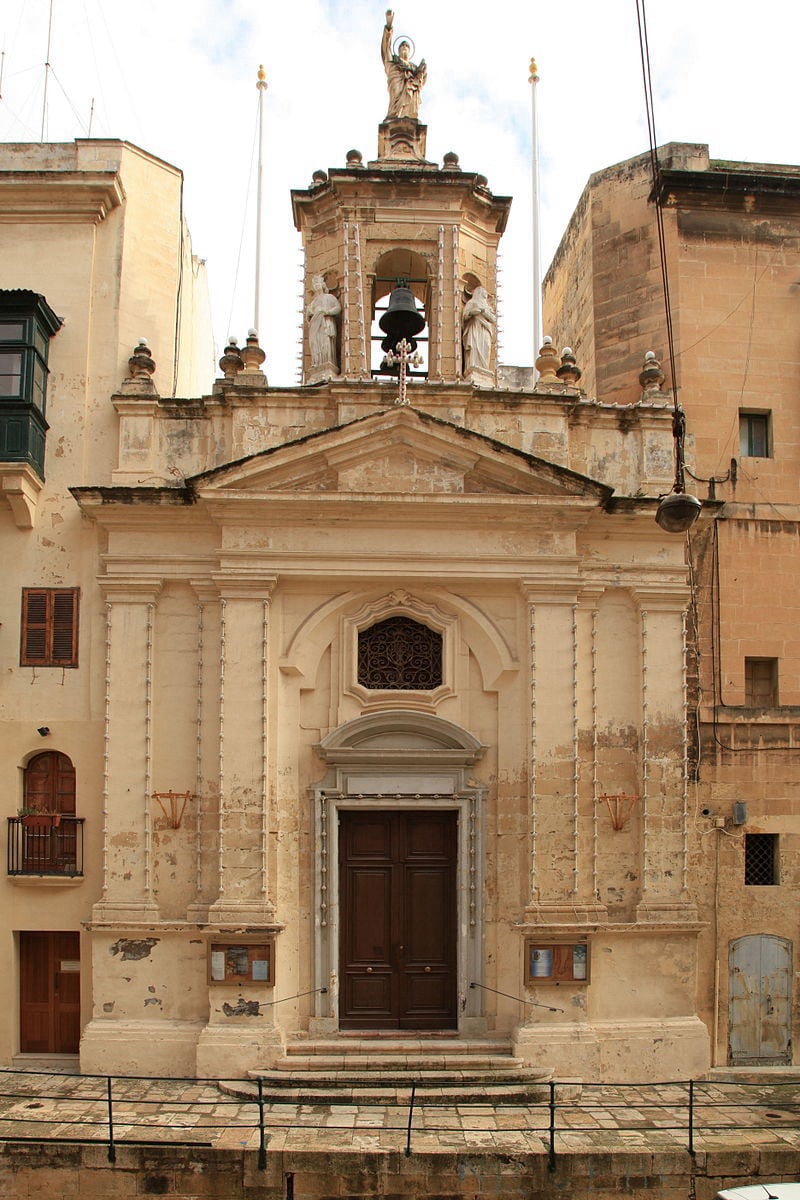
[310,711,487,1033]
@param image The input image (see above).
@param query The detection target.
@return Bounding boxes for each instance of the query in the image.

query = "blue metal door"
[729,935,792,1065]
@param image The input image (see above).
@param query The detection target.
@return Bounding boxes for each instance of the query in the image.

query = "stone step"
[222,1070,551,1106]
[272,1054,526,1072]
[284,1037,514,1056]
[11,1054,80,1074]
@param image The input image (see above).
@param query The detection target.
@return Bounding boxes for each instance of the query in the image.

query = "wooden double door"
[339,809,458,1030]
[20,931,80,1054]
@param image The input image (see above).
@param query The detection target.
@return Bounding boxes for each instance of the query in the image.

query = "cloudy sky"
[1,0,797,389]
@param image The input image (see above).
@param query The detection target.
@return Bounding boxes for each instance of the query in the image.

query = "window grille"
[744,833,778,886]
[357,616,443,690]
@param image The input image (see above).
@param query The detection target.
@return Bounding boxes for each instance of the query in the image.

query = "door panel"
[729,934,792,1065]
[20,931,80,1054]
[340,810,457,1029]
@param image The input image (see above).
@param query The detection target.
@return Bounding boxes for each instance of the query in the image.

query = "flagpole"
[40,0,54,141]
[254,64,268,333]
[529,57,542,368]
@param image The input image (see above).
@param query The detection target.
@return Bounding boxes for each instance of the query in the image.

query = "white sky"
[1,0,798,389]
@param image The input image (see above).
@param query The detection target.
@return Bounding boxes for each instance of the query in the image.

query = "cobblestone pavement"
[0,1072,798,1156]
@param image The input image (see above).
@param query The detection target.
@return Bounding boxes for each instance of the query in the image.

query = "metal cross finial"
[382,338,422,405]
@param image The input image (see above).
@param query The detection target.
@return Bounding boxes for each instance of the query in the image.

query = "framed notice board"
[524,941,589,985]
[208,939,274,986]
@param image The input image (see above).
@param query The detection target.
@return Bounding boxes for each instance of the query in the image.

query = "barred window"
[745,833,778,886]
[357,616,442,690]
[20,588,80,667]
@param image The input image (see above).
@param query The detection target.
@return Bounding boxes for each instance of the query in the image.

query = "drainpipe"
[712,824,722,1066]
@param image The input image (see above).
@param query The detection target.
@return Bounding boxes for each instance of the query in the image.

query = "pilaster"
[632,587,697,922]
[206,574,277,924]
[92,579,163,923]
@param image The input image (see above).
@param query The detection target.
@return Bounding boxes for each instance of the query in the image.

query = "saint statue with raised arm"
[381,10,427,120]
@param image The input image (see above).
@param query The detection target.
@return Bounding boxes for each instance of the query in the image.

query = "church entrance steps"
[220,1035,552,1105]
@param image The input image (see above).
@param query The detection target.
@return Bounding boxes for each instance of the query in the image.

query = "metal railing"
[7,815,84,876]
[0,1070,797,1168]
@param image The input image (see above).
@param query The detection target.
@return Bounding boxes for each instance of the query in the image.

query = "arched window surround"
[342,590,456,710]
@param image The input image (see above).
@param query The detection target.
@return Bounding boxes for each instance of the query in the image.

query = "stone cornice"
[0,171,124,223]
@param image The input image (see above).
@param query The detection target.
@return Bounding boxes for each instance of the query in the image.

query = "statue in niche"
[462,286,496,374]
[381,10,427,120]
[306,275,341,371]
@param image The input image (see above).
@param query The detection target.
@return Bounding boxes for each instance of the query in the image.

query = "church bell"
[379,285,425,353]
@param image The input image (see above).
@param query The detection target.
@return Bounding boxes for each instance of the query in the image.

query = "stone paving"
[0,1071,798,1158]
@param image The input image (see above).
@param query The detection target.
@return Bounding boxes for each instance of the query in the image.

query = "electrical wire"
[634,0,679,409]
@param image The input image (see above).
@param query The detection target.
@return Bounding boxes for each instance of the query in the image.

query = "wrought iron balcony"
[7,815,84,877]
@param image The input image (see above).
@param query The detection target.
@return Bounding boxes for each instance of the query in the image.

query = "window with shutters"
[20,588,79,667]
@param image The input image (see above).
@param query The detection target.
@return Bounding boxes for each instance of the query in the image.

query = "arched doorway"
[24,751,76,816]
[311,711,486,1032]
[20,751,77,874]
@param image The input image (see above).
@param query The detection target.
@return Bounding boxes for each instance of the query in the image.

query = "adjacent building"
[544,142,800,1069]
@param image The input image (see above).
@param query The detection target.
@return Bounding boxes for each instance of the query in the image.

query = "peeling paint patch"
[222,998,260,1017]
[102,1002,114,1013]
[109,937,159,961]
[144,997,162,1007]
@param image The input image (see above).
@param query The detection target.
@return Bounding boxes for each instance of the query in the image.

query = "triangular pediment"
[191,407,612,504]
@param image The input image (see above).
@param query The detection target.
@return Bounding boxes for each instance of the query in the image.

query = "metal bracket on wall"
[151,790,194,829]
[600,793,639,832]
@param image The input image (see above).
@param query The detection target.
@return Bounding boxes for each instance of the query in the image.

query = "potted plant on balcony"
[18,807,61,828]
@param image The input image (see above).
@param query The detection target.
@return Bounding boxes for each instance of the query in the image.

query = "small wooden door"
[339,810,457,1030]
[729,934,792,1065]
[20,932,80,1054]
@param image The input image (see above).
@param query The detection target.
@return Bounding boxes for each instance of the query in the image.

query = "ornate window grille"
[357,616,442,690]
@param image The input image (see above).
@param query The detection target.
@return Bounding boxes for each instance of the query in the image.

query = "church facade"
[7,46,794,1085]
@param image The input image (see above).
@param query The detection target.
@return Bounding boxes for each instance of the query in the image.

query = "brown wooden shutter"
[21,589,49,663]
[21,588,79,667]
[51,589,79,665]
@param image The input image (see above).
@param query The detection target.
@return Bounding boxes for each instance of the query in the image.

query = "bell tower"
[291,14,511,388]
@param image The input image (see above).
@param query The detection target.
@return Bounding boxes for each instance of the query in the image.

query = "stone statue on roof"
[381,10,427,120]
[462,286,496,376]
[306,275,341,374]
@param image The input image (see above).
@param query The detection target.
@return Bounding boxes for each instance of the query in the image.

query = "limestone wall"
[1,1143,799,1200]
